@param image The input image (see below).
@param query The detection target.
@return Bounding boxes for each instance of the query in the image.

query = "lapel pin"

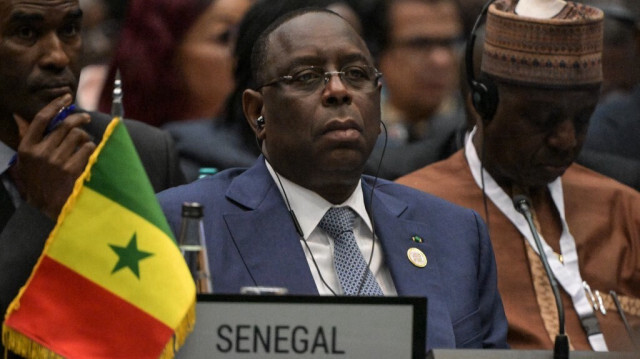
[407,247,427,268]
[411,235,423,243]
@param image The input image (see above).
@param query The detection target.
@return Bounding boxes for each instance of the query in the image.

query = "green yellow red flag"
[2,118,196,358]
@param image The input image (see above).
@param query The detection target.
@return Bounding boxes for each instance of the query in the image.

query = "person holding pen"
[0,1,184,357]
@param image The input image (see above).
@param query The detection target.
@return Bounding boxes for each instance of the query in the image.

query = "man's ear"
[242,89,265,140]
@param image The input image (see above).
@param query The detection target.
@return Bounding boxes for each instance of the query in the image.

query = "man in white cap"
[398,0,640,351]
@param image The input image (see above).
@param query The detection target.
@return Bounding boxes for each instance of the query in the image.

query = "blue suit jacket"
[157,158,508,351]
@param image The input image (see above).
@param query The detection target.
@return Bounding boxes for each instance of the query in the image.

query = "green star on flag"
[109,233,153,278]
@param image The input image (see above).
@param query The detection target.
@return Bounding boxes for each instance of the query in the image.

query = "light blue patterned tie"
[318,207,384,296]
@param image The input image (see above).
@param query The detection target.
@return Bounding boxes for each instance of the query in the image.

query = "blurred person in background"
[575,0,640,190]
[579,0,640,103]
[78,0,120,67]
[97,0,254,127]
[364,0,468,180]
[75,0,124,111]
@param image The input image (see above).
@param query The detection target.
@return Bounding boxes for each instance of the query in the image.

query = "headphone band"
[465,0,494,90]
[465,0,499,121]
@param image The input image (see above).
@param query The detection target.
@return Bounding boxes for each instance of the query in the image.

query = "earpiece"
[256,115,265,128]
[470,80,498,121]
[465,0,499,122]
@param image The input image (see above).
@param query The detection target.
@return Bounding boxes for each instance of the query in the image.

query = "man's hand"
[9,94,96,219]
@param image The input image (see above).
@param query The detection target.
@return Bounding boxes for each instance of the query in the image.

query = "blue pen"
[45,104,77,135]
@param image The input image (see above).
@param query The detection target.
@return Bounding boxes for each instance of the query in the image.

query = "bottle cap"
[181,202,203,218]
[240,286,289,295]
[198,167,218,179]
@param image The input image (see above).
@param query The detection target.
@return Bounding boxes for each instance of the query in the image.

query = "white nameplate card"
[176,294,426,359]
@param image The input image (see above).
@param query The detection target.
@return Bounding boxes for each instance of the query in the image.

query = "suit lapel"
[222,158,318,294]
[364,180,455,347]
[219,169,455,345]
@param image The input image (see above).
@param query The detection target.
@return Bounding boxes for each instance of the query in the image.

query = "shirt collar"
[265,159,372,239]
[0,141,16,175]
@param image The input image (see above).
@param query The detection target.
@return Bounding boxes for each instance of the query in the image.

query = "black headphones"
[465,0,499,121]
[256,115,265,128]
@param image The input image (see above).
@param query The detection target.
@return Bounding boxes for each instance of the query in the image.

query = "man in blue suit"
[158,7,508,350]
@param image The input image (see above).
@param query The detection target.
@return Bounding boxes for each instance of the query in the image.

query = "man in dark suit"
[0,1,184,355]
[158,8,508,350]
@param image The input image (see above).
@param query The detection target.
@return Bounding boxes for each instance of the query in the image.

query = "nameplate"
[176,294,426,358]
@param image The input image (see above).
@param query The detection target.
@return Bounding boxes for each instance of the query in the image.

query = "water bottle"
[178,202,212,293]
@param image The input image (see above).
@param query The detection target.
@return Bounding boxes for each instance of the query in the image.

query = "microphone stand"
[513,195,569,359]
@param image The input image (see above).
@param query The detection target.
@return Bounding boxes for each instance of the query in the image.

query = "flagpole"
[111,69,124,119]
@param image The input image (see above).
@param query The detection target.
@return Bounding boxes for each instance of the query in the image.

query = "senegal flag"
[2,118,196,358]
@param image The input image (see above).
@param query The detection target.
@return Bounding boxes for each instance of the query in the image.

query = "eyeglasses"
[258,65,382,94]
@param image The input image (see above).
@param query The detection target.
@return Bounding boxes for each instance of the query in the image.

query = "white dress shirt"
[265,160,398,296]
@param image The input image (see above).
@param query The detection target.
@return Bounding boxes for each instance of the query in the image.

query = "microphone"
[512,195,569,359]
